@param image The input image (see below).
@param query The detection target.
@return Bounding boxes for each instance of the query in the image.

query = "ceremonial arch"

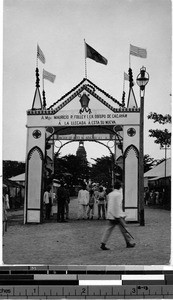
[24,69,140,224]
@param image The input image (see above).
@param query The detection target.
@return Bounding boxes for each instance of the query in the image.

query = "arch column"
[24,127,46,224]
[44,129,55,185]
[123,125,139,222]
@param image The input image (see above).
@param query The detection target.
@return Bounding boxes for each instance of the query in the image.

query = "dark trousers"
[65,201,69,219]
[57,201,65,221]
[98,204,105,219]
[45,203,51,220]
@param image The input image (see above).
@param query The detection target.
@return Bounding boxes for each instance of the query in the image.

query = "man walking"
[100,181,135,250]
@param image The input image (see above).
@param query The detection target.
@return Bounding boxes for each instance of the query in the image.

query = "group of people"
[43,181,109,222]
[77,183,107,220]
[3,186,10,235]
[144,187,166,206]
[43,180,70,222]
[43,180,136,250]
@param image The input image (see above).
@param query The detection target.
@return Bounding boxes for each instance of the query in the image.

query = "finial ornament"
[128,68,134,88]
[35,68,40,88]
[122,91,125,107]
[42,90,47,108]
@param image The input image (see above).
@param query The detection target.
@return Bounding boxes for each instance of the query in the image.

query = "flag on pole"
[124,72,129,81]
[37,44,46,64]
[130,44,147,58]
[43,69,56,83]
[85,42,108,65]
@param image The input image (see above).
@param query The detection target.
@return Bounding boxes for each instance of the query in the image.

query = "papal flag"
[43,69,56,83]
[85,42,108,65]
[130,44,147,58]
[37,44,46,64]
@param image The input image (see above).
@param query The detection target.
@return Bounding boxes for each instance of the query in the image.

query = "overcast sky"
[2,0,172,164]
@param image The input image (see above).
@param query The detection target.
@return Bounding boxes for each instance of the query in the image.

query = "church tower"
[76,141,87,160]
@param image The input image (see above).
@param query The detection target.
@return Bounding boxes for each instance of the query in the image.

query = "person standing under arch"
[56,181,68,222]
[77,183,89,219]
[87,189,95,219]
[97,186,106,219]
[43,186,52,220]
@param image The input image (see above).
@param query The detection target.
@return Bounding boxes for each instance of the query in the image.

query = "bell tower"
[76,141,87,160]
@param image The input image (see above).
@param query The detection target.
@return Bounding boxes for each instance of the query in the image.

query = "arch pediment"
[27,78,140,130]
[48,78,122,113]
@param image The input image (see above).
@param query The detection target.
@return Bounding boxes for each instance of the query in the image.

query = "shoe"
[90,216,93,220]
[126,242,136,248]
[100,243,110,250]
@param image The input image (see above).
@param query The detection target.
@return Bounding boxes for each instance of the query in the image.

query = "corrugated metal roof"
[4,178,24,188]
[144,158,171,178]
[9,173,25,182]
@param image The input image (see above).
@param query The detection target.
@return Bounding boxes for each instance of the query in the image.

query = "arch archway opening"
[44,125,124,191]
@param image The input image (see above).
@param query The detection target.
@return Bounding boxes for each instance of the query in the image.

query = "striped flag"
[43,69,56,83]
[130,44,147,58]
[85,42,108,65]
[37,44,46,64]
[124,72,129,81]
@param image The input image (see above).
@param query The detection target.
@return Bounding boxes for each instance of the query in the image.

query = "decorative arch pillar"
[24,127,46,224]
[44,128,55,186]
[123,125,139,222]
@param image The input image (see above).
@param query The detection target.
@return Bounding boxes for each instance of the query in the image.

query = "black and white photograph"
[2,0,171,266]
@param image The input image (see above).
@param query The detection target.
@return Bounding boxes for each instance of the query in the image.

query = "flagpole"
[42,70,44,91]
[122,76,125,107]
[123,76,125,92]
[129,44,132,68]
[36,44,38,68]
[84,39,87,79]
[36,44,38,86]
[42,70,46,108]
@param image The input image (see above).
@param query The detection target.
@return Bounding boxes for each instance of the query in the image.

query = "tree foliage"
[90,156,122,187]
[143,154,157,173]
[3,160,25,179]
[148,129,171,147]
[148,112,171,124]
[147,112,171,147]
[54,154,90,185]
[90,156,112,185]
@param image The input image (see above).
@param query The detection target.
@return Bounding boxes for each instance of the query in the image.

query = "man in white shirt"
[100,181,135,250]
[77,183,89,219]
[43,186,52,220]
